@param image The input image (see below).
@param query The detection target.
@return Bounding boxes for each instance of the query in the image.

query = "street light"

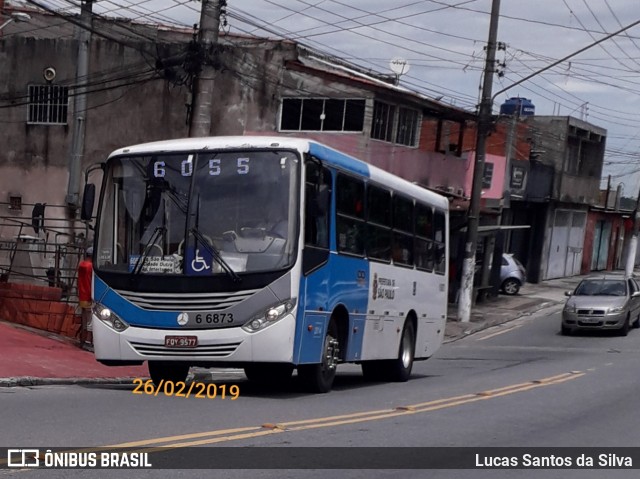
[0,12,32,31]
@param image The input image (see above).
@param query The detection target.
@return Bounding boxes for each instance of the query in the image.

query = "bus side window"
[392,195,414,266]
[366,185,392,262]
[433,211,446,274]
[336,174,365,256]
[305,162,331,249]
[415,203,434,271]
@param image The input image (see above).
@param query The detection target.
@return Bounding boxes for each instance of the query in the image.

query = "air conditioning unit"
[456,188,464,197]
[446,186,455,194]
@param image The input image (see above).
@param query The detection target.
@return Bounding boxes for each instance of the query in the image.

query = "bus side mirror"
[81,183,96,221]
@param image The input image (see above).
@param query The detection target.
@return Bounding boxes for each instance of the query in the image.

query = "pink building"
[463,151,507,202]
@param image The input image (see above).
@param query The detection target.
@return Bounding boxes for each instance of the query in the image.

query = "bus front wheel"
[298,320,340,393]
[148,361,190,387]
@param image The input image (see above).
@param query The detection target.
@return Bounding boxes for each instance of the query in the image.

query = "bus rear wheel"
[148,361,190,387]
[361,320,415,382]
[298,319,339,393]
[388,320,415,382]
[385,321,416,383]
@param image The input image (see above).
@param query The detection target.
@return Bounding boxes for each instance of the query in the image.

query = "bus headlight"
[242,299,296,333]
[93,303,129,332]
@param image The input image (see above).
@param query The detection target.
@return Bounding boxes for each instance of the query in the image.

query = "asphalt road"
[3,304,640,478]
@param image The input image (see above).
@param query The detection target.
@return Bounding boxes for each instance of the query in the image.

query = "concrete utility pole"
[66,0,93,211]
[457,0,501,323]
[189,0,224,137]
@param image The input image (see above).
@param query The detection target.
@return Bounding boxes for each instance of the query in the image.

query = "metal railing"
[0,204,91,303]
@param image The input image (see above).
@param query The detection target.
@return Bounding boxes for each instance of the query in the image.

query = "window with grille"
[370,101,395,142]
[371,101,420,147]
[280,98,365,132]
[27,85,69,125]
[396,107,419,146]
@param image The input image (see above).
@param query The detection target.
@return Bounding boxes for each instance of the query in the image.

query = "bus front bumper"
[92,313,295,364]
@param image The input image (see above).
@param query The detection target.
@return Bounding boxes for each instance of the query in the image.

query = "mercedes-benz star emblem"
[177,313,189,326]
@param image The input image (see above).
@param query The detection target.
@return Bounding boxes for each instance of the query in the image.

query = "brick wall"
[0,283,80,339]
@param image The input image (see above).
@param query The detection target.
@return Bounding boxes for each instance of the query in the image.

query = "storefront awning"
[459,225,531,233]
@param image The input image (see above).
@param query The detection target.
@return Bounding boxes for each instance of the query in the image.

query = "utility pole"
[189,0,224,137]
[66,0,92,212]
[457,0,501,323]
[624,187,640,278]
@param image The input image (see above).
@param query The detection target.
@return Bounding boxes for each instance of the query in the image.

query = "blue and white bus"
[83,136,449,393]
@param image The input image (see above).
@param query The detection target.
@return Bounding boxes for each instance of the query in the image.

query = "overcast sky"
[34,0,640,195]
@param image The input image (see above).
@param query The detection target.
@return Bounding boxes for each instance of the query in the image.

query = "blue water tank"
[499,97,535,116]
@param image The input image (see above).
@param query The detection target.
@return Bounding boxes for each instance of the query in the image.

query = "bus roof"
[307,142,449,211]
[108,136,449,211]
[107,136,312,157]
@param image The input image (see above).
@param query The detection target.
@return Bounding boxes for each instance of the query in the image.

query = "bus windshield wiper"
[190,227,241,283]
[132,226,165,275]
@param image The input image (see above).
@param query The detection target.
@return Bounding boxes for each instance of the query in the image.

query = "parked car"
[500,253,526,295]
[561,275,640,336]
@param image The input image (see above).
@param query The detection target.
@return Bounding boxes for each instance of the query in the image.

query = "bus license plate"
[164,336,198,348]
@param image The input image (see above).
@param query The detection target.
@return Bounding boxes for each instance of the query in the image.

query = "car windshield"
[574,279,627,296]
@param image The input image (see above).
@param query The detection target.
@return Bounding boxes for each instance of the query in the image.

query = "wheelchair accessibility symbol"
[191,249,210,272]
[186,247,212,275]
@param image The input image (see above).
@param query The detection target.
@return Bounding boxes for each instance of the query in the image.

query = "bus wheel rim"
[401,330,412,368]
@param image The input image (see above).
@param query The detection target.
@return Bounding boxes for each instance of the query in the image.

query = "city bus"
[82,136,449,393]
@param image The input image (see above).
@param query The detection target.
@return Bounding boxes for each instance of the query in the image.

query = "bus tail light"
[93,303,129,332]
[242,299,296,333]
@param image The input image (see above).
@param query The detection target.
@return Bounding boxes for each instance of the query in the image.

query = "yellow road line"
[0,371,587,467]
[121,371,585,448]
[476,323,524,341]
[105,426,262,448]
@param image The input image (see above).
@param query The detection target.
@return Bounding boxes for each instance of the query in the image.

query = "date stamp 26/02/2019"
[132,379,240,400]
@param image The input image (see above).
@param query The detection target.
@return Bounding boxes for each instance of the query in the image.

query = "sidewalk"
[444,274,586,342]
[0,274,589,387]
[0,321,147,387]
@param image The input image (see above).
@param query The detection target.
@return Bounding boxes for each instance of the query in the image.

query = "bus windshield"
[95,150,300,276]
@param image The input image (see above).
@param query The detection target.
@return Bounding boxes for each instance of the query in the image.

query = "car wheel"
[561,324,571,336]
[633,314,640,329]
[502,278,521,295]
[618,315,630,337]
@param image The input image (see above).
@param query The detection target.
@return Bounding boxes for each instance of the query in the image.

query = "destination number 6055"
[195,313,234,324]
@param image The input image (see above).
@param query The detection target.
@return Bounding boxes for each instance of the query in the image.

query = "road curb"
[0,377,143,388]
[0,370,222,388]
[444,300,564,344]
